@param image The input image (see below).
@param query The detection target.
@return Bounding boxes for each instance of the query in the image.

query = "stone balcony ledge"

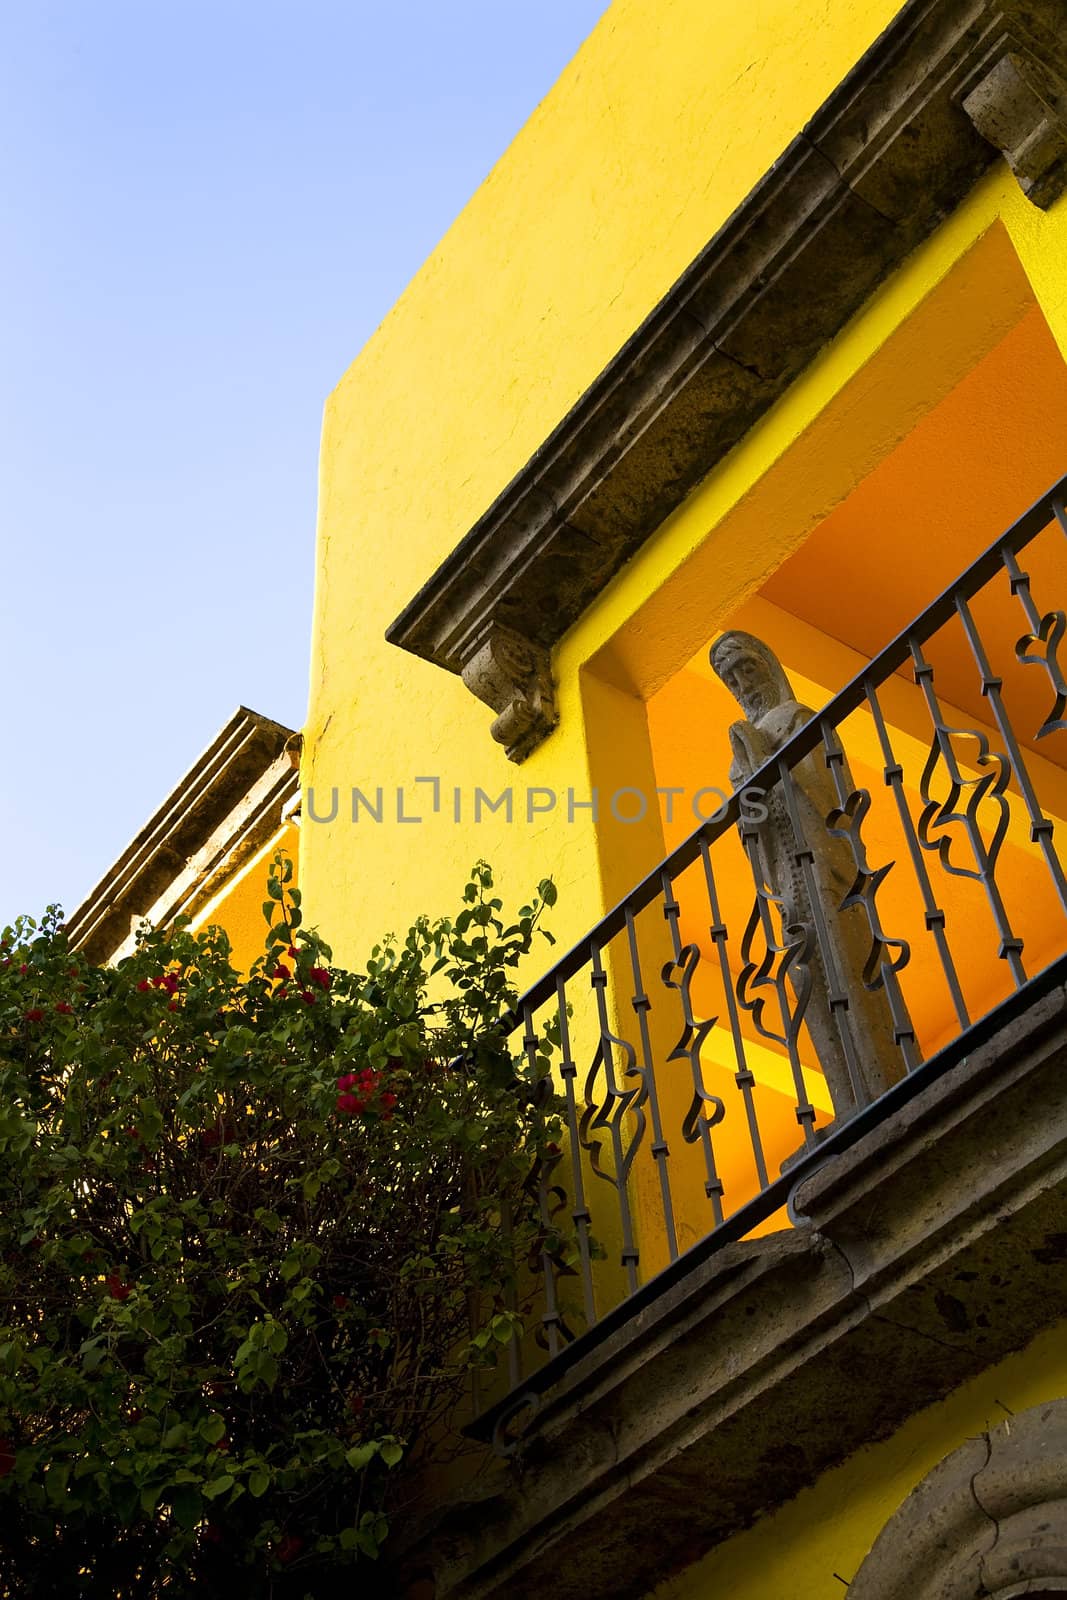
[394,958,1067,1600]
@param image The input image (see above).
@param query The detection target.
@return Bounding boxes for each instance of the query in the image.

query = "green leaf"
[169,1485,202,1529]
[380,1440,403,1468]
[200,1414,226,1444]
[248,1468,271,1499]
[202,1473,234,1500]
[345,1443,378,1471]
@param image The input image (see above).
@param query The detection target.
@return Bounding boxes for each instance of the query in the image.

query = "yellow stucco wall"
[188,821,300,976]
[302,2,1067,1588]
[303,0,909,968]
[651,1316,1067,1598]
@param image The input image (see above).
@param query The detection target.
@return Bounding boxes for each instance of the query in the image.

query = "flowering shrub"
[0,859,560,1596]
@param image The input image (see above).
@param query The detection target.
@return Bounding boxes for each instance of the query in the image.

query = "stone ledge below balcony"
[390,961,1067,1600]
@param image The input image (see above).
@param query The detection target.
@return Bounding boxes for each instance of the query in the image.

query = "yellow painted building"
[188,0,1067,1592]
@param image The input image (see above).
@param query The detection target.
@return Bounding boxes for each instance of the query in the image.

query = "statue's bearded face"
[720,653,774,720]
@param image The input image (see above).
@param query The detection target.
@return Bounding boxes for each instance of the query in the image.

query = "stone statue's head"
[709,631,794,722]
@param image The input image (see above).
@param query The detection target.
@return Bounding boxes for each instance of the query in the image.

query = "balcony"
[398,473,1067,1600]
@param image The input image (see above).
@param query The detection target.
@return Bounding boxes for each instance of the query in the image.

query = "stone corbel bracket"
[961,37,1067,208]
[460,624,558,763]
[385,0,1067,762]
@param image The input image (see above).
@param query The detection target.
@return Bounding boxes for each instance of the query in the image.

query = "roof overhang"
[66,708,300,965]
[386,0,1067,761]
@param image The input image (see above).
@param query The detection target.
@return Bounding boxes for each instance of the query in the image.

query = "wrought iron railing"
[474,473,1067,1447]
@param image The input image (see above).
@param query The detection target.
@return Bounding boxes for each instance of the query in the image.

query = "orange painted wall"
[641,296,1067,1213]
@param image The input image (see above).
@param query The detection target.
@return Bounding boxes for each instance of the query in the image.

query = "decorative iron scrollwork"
[661,942,726,1208]
[917,725,1011,881]
[736,884,812,1053]
[578,1032,647,1191]
[1015,609,1067,738]
[826,785,911,991]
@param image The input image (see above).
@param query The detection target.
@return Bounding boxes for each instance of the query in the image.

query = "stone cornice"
[67,707,299,964]
[386,0,1067,760]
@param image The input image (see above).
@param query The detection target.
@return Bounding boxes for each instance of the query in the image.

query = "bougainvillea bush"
[0,859,559,1597]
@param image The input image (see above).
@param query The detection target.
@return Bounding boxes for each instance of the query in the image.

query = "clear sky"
[0,0,607,927]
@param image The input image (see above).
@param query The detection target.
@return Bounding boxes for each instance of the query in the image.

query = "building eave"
[386,0,1067,760]
[66,707,300,965]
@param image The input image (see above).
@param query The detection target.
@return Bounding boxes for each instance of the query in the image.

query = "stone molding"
[391,962,1067,1599]
[385,0,1067,760]
[458,624,557,763]
[66,707,299,965]
[849,1398,1067,1597]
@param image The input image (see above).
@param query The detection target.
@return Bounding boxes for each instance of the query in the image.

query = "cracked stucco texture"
[650,1316,1067,1598]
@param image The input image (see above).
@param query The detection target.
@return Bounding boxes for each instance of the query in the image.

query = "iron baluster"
[955,593,1067,918]
[554,975,597,1330]
[1001,543,1067,739]
[581,940,644,1295]
[623,905,679,1259]
[909,638,1026,986]
[699,837,770,1190]
[737,822,819,1147]
[865,679,971,1030]
[659,871,727,1224]
[521,1001,565,1359]
[820,720,919,1072]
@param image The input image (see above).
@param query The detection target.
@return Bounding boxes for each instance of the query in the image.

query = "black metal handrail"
[475,472,1067,1448]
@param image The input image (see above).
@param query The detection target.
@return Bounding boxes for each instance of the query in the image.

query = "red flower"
[335,1093,365,1115]
[167,1000,178,1011]
[0,1439,14,1479]
[55,1002,73,1015]
[213,1436,229,1454]
[336,1073,357,1091]
[18,964,28,976]
[300,991,316,1006]
[106,1274,131,1302]
[23,1009,43,1024]
[309,966,331,990]
[380,1091,397,1110]
[137,979,151,992]
[348,1394,364,1415]
[276,987,288,999]
[275,1534,303,1566]
[272,963,290,981]
[161,973,178,995]
[332,1294,349,1310]
[287,945,297,958]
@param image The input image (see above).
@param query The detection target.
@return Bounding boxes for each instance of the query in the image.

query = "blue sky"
[0,0,607,926]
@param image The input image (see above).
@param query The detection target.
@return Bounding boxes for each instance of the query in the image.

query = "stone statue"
[710,630,906,1119]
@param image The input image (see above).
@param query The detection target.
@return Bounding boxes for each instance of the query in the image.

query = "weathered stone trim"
[386,0,1067,760]
[848,1398,1067,1597]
